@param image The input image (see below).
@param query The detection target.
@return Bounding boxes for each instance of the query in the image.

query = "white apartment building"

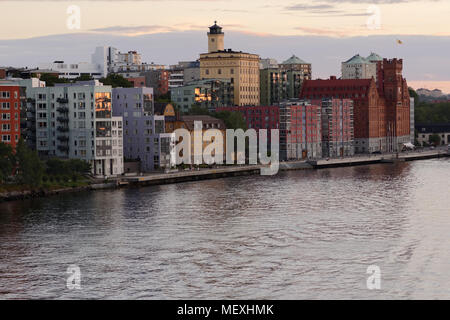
[26,80,124,177]
[341,53,383,81]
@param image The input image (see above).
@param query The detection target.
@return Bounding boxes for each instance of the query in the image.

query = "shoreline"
[1,149,448,203]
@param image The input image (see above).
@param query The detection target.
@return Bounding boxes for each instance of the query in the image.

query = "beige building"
[199,22,260,106]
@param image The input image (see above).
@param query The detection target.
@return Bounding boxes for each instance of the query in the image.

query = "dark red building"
[0,85,21,149]
[300,58,410,153]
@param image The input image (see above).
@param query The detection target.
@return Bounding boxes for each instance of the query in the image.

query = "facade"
[279,100,322,160]
[126,77,146,88]
[341,52,383,81]
[199,22,260,106]
[301,59,410,153]
[315,98,354,158]
[171,79,234,113]
[416,123,450,146]
[112,87,170,172]
[260,55,311,106]
[25,81,124,176]
[215,105,279,148]
[0,85,21,149]
[142,69,170,97]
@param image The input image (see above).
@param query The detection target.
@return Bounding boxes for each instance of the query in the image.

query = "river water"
[1,159,449,299]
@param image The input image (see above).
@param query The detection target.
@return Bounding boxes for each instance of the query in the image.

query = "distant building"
[215,105,279,148]
[416,123,450,146]
[410,97,415,144]
[260,55,311,106]
[142,69,170,97]
[24,81,124,177]
[301,58,411,153]
[171,78,234,113]
[0,69,6,79]
[341,52,383,83]
[0,85,21,149]
[279,100,322,160]
[316,98,354,158]
[168,61,201,89]
[126,77,146,88]
[199,22,260,106]
[112,87,172,171]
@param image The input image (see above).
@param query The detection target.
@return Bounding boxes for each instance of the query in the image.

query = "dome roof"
[343,54,368,64]
[282,55,309,65]
[366,52,383,62]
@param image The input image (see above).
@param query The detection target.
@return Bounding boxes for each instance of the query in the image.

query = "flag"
[397,39,403,45]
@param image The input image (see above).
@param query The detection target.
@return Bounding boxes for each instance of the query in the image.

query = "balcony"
[26,98,36,103]
[57,145,69,153]
[57,107,69,113]
[57,97,69,104]
[57,136,69,142]
[57,117,69,123]
[57,126,69,133]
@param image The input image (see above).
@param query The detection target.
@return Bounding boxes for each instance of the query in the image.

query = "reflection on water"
[0,159,449,299]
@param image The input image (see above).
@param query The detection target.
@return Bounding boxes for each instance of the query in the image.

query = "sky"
[1,0,450,91]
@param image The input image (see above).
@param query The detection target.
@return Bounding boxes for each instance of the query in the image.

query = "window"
[2,135,11,142]
[1,102,10,109]
[0,91,10,98]
[2,124,11,131]
[2,113,10,120]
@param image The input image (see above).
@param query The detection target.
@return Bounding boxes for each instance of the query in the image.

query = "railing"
[57,117,69,123]
[57,136,69,142]
[57,107,69,113]
[57,145,69,152]
[57,97,69,104]
[57,126,69,132]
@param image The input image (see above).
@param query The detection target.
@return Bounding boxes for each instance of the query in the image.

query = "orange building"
[0,85,21,149]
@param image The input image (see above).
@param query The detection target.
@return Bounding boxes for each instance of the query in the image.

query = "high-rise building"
[25,80,124,176]
[112,87,173,172]
[199,22,260,106]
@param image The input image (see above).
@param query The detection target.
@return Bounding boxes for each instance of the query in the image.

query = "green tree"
[36,73,70,87]
[0,142,15,183]
[74,74,94,81]
[66,159,91,175]
[214,110,247,130]
[99,74,133,88]
[15,139,44,187]
[408,87,419,105]
[428,133,441,146]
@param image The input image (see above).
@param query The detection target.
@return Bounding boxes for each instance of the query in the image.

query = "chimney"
[330,76,337,80]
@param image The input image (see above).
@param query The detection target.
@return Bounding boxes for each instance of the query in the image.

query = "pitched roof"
[281,55,309,65]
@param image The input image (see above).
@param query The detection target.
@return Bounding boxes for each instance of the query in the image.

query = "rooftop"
[281,55,309,65]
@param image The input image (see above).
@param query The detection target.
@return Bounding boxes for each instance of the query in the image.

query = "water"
[1,159,449,299]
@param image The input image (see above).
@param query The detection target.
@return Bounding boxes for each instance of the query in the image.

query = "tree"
[0,142,15,183]
[428,133,441,146]
[99,74,133,88]
[214,110,247,130]
[37,73,70,87]
[15,139,44,187]
[408,87,419,105]
[74,74,94,82]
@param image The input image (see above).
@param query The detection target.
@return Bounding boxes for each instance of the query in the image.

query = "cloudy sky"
[1,0,450,91]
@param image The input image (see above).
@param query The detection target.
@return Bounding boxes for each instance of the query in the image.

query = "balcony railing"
[57,136,69,142]
[57,97,69,104]
[57,117,69,123]
[57,145,69,152]
[57,126,69,133]
[57,107,69,113]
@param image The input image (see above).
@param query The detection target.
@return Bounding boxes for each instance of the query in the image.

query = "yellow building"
[199,22,260,106]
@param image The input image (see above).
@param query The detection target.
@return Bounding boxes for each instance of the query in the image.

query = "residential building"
[112,87,172,171]
[279,100,322,160]
[341,52,383,81]
[171,78,234,113]
[126,77,146,88]
[142,69,170,97]
[215,105,279,148]
[0,85,21,149]
[260,55,311,106]
[315,98,354,158]
[416,123,450,146]
[410,97,415,144]
[199,22,260,106]
[25,80,124,176]
[0,69,6,79]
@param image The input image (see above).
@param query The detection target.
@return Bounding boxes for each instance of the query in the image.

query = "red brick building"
[126,76,146,88]
[0,85,21,149]
[300,58,410,153]
[279,100,322,160]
